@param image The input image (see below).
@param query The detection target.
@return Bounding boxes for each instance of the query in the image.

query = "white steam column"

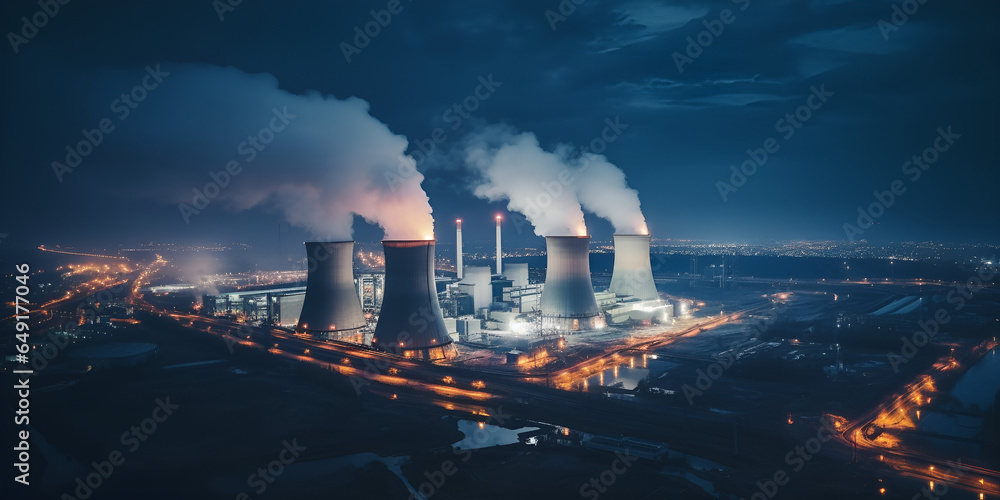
[495,215,502,275]
[295,241,367,342]
[540,236,605,332]
[456,219,463,280]
[372,240,455,361]
[609,234,659,300]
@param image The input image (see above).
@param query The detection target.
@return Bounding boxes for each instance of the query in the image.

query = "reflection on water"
[452,420,539,450]
[918,347,999,440]
[951,347,1000,410]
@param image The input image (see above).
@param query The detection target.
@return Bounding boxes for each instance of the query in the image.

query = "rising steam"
[463,125,647,237]
[465,126,588,237]
[573,154,648,235]
[99,64,434,240]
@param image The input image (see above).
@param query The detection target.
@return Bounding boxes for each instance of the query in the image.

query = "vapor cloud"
[463,124,647,237]
[96,64,435,241]
[464,126,587,237]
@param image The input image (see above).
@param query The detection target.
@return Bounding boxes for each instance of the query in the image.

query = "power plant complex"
[203,217,690,363]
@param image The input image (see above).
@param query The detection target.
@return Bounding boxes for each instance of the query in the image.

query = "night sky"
[2,0,997,251]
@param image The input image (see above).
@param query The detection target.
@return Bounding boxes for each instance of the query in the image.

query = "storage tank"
[609,234,659,300]
[371,240,455,360]
[539,236,605,331]
[295,241,366,341]
[460,266,493,313]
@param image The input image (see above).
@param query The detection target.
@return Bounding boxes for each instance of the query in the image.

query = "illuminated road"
[835,340,1000,498]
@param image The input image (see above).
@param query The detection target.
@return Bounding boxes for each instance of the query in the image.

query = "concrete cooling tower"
[505,262,529,288]
[540,236,605,332]
[372,240,455,360]
[609,234,659,301]
[295,241,367,342]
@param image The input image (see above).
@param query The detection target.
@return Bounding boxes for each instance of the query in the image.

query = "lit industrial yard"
[3,240,997,499]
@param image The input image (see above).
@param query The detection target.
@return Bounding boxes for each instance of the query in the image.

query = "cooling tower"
[505,262,529,288]
[372,240,455,360]
[540,236,605,331]
[460,266,492,313]
[295,241,366,341]
[609,234,659,301]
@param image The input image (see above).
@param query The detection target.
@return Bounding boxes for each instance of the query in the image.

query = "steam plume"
[463,124,646,236]
[99,64,434,240]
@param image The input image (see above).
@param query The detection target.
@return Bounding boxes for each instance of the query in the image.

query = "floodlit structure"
[609,234,659,300]
[540,236,605,331]
[456,219,463,280]
[460,266,492,313]
[295,241,366,341]
[505,262,529,288]
[372,240,455,360]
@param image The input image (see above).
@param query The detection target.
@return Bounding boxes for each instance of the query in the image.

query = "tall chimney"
[372,240,455,360]
[296,241,366,341]
[456,219,463,280]
[540,236,605,332]
[609,234,659,300]
[495,215,502,275]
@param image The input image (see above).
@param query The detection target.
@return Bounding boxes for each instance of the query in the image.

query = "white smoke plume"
[573,154,648,235]
[463,124,646,237]
[102,64,435,241]
[465,126,588,237]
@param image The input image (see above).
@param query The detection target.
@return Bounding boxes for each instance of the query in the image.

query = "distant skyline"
[2,0,998,251]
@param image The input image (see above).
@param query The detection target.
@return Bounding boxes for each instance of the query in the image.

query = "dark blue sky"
[2,0,997,252]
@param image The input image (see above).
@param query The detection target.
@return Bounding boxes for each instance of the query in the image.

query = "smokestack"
[609,234,659,301]
[540,236,605,331]
[506,262,529,288]
[372,240,455,360]
[296,242,366,340]
[456,219,463,280]
[495,215,502,275]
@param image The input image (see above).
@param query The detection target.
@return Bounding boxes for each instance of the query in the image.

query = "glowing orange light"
[879,488,885,495]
